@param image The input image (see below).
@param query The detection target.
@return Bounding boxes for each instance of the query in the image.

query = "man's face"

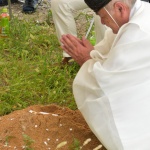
[97,2,130,34]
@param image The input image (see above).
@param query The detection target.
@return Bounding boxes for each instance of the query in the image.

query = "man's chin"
[112,30,118,34]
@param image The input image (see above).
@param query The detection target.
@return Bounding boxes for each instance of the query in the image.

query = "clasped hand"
[61,34,94,66]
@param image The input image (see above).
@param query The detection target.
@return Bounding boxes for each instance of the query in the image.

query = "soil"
[0,104,106,150]
[0,2,106,150]
[8,0,52,22]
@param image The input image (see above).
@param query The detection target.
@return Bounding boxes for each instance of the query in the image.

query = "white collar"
[130,0,142,18]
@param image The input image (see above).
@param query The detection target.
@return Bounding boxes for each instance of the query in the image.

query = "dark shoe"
[62,57,74,65]
[0,0,18,6]
[0,0,7,6]
[22,0,39,13]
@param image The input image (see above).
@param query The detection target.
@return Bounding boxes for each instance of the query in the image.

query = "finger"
[61,34,84,50]
[61,36,73,52]
[82,36,94,48]
[66,34,85,50]
[62,35,80,52]
[61,45,74,57]
[66,34,83,45]
[61,35,76,50]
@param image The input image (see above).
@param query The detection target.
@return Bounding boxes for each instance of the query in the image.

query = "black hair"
[84,0,111,12]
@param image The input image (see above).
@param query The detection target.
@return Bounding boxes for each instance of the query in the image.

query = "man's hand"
[61,34,94,66]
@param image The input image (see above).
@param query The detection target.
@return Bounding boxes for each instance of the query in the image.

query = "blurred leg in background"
[51,0,106,64]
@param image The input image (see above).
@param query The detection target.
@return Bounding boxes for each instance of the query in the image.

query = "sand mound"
[0,104,106,150]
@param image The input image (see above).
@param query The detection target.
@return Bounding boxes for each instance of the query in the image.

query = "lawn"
[0,4,94,116]
[0,16,80,115]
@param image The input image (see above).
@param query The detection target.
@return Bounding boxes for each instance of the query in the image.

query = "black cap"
[84,0,111,12]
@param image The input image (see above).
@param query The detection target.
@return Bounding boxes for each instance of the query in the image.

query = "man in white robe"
[60,0,150,149]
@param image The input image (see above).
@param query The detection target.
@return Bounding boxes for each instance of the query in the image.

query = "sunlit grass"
[0,6,95,115]
[0,17,80,115]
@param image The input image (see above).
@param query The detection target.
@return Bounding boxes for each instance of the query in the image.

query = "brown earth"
[7,0,52,23]
[0,104,106,150]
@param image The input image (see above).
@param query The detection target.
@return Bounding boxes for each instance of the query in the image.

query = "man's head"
[85,0,136,33]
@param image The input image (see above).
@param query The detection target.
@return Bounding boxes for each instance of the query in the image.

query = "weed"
[69,138,81,150]
[23,134,34,150]
[4,135,16,146]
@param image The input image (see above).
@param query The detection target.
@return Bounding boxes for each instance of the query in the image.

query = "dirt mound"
[0,104,106,150]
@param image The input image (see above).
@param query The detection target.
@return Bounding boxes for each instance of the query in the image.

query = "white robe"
[73,1,150,150]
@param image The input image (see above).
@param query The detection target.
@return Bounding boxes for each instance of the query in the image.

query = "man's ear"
[113,2,130,23]
[114,2,128,14]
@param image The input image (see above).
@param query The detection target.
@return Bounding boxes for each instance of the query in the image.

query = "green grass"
[0,16,80,115]
[0,7,94,116]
